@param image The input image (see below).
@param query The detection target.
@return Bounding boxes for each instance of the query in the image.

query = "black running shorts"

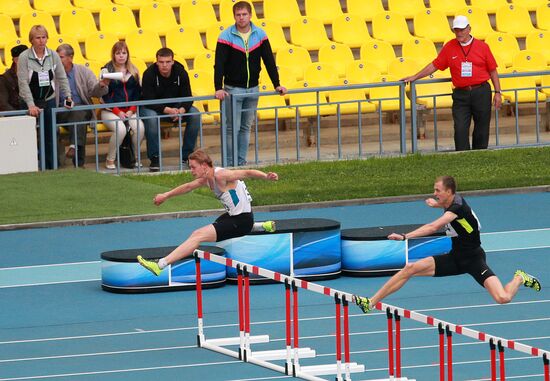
[433,247,495,286]
[213,212,254,242]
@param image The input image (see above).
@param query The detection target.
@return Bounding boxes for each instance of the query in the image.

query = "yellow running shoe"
[137,255,162,276]
[354,295,372,314]
[262,220,276,233]
[515,270,541,291]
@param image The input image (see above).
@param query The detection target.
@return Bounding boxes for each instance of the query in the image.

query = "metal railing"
[1,70,548,173]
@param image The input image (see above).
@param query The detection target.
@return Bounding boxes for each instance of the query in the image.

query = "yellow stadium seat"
[317,43,355,78]
[526,31,550,64]
[327,79,376,114]
[346,0,385,22]
[372,11,414,45]
[179,0,219,33]
[33,0,74,16]
[485,32,520,67]
[139,2,178,36]
[287,81,337,117]
[275,45,312,81]
[263,0,302,27]
[257,83,294,120]
[59,8,98,43]
[511,0,547,12]
[84,32,119,63]
[512,50,547,71]
[0,0,33,18]
[429,0,468,16]
[304,62,339,84]
[456,7,495,40]
[360,39,396,74]
[402,37,437,67]
[387,0,426,19]
[192,101,215,125]
[259,64,297,86]
[19,11,60,41]
[219,0,257,25]
[304,0,343,24]
[345,60,382,86]
[99,5,138,39]
[125,29,163,62]
[413,9,454,43]
[413,71,453,109]
[130,56,148,76]
[369,74,411,111]
[166,26,208,60]
[290,17,332,51]
[500,68,547,103]
[188,69,218,120]
[173,55,190,70]
[73,0,114,13]
[206,23,227,51]
[50,35,87,63]
[331,14,372,48]
[83,60,105,76]
[469,0,508,14]
[493,54,508,70]
[193,51,215,71]
[540,73,550,97]
[535,3,550,31]
[496,4,539,38]
[157,0,182,6]
[0,14,18,48]
[388,57,423,79]
[256,19,291,53]
[113,0,149,10]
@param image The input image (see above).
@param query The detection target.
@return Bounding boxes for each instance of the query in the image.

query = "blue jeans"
[224,86,259,166]
[140,106,200,161]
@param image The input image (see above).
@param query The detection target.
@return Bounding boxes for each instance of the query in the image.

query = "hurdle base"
[204,335,269,347]
[251,347,316,360]
[355,378,415,381]
[300,362,365,376]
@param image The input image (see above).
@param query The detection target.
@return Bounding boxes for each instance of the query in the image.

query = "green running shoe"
[515,270,541,291]
[262,220,276,233]
[137,255,162,276]
[354,295,372,314]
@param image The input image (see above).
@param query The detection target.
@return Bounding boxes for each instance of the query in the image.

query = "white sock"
[251,222,264,232]
[158,258,168,269]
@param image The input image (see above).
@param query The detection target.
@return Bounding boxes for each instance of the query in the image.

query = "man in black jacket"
[141,47,200,172]
[0,44,27,111]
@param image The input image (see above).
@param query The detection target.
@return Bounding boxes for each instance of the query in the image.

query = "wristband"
[495,90,501,94]
[401,233,407,240]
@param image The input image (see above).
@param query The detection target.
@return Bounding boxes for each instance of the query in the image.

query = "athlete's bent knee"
[493,293,512,304]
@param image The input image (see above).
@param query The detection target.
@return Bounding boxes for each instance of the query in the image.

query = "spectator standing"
[17,25,73,169]
[140,48,200,172]
[0,44,27,111]
[101,41,145,170]
[214,1,286,166]
[401,15,502,151]
[56,44,109,167]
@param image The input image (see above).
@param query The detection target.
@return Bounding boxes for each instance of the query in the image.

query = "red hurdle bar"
[439,323,445,381]
[446,325,453,381]
[194,256,204,345]
[544,353,549,381]
[285,278,292,375]
[244,266,251,362]
[343,295,352,381]
[292,280,300,377]
[490,339,497,381]
[394,310,402,378]
[386,308,395,378]
[237,265,244,360]
[498,341,506,381]
[335,294,343,381]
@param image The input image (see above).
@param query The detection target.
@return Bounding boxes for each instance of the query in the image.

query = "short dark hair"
[233,1,252,15]
[436,176,457,194]
[156,47,174,59]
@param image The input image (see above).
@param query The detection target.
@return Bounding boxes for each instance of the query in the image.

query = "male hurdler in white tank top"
[137,149,278,276]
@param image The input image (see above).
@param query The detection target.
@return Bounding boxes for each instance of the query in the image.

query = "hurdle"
[375,301,550,380]
[193,249,415,381]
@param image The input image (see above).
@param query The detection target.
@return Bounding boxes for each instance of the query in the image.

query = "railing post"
[410,81,418,154]
[399,82,407,154]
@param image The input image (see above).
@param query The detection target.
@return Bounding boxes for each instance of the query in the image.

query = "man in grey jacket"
[56,44,108,167]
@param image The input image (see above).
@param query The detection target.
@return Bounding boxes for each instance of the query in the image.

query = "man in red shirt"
[402,15,502,150]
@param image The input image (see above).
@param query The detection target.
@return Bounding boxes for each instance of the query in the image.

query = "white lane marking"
[0,262,100,271]
[0,279,99,289]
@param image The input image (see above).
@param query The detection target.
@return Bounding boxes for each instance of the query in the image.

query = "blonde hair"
[188,149,213,167]
[29,25,48,43]
[110,41,140,80]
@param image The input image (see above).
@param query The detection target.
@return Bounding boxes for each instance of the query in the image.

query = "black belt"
[454,82,488,91]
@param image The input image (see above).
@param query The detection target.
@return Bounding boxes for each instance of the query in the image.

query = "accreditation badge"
[461,61,473,78]
[38,71,50,87]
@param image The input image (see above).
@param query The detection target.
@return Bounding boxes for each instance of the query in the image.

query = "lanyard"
[459,38,474,59]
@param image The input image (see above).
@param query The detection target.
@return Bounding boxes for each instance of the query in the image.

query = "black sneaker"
[150,156,160,172]
[181,159,189,170]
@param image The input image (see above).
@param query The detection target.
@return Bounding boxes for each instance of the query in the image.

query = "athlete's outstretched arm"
[220,169,278,182]
[153,178,207,206]
[388,211,456,240]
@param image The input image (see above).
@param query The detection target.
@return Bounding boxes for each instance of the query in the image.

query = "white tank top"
[210,167,252,215]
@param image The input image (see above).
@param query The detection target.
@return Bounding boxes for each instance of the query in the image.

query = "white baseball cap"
[452,15,470,29]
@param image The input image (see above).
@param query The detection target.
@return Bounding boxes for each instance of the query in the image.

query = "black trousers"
[451,82,492,151]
